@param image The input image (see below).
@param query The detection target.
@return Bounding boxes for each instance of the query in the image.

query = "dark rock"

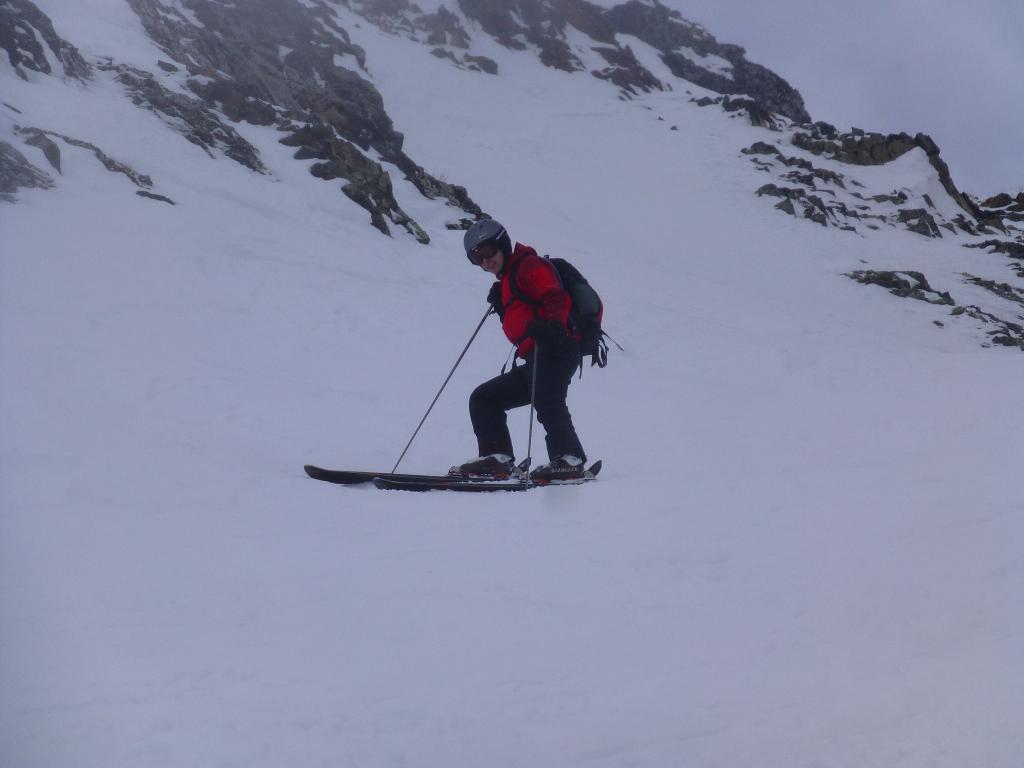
[790,129,980,223]
[125,0,483,242]
[465,55,498,74]
[136,190,176,204]
[97,60,268,173]
[978,192,1024,222]
[459,0,582,70]
[897,208,942,238]
[982,192,1014,208]
[0,139,55,201]
[720,96,779,129]
[604,0,810,123]
[741,142,782,157]
[421,7,472,48]
[866,191,908,205]
[950,305,1024,349]
[961,274,1024,307]
[792,130,915,165]
[431,47,459,62]
[0,0,91,80]
[963,239,1024,264]
[591,44,663,94]
[16,126,152,188]
[21,129,61,172]
[847,270,954,305]
[281,123,428,242]
[757,183,804,200]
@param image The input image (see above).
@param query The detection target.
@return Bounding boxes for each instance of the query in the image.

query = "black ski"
[304,465,460,486]
[373,461,602,492]
[304,458,531,486]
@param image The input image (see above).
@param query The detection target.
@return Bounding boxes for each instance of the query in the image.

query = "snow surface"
[2,4,1023,768]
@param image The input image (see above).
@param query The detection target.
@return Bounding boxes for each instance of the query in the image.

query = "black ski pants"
[469,341,586,462]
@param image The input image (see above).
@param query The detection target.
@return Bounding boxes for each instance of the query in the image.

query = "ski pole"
[524,342,539,486]
[391,305,494,473]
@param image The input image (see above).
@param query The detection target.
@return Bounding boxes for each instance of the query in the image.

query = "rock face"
[847,270,954,306]
[0,0,91,80]
[744,121,1024,352]
[0,139,55,201]
[123,0,482,241]
[604,0,810,122]
[791,125,980,221]
[4,0,812,236]
[341,0,809,110]
[4,0,1021,351]
[97,59,268,175]
[743,125,1012,240]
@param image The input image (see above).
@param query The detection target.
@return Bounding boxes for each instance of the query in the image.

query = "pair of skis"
[303,460,601,492]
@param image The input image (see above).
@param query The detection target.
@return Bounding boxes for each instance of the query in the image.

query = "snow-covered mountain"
[2,2,1022,767]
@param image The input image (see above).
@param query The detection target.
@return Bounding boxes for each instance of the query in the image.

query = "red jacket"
[499,243,572,357]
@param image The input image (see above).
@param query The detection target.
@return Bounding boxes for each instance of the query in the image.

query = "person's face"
[481,248,504,275]
[469,242,505,275]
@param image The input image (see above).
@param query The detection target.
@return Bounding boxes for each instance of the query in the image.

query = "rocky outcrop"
[0,0,91,80]
[124,0,483,240]
[21,128,61,173]
[280,124,428,242]
[591,44,664,96]
[458,0,607,73]
[16,126,153,188]
[349,0,806,109]
[977,192,1024,225]
[962,274,1024,309]
[950,305,1024,349]
[846,270,954,305]
[96,59,268,174]
[0,139,55,201]
[846,270,1024,349]
[791,125,978,221]
[604,0,810,122]
[845,269,1024,350]
[742,126,1024,242]
[963,240,1024,279]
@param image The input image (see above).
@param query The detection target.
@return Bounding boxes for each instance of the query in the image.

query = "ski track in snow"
[1,5,1023,768]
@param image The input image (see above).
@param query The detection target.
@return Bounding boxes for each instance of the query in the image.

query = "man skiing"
[453,219,587,482]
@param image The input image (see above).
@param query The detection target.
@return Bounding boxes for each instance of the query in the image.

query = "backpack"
[510,255,613,368]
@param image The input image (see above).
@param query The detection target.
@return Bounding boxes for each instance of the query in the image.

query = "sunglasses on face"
[467,242,499,266]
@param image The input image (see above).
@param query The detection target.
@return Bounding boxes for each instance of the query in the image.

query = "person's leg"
[468,365,531,457]
[532,344,586,462]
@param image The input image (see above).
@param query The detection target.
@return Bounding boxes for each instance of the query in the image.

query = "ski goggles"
[467,241,500,266]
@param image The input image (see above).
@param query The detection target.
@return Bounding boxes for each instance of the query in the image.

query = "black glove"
[487,282,504,319]
[527,319,567,349]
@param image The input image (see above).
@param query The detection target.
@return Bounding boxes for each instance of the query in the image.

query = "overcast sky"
[668,0,1024,197]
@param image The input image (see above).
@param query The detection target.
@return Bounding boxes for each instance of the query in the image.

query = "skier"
[453,219,588,481]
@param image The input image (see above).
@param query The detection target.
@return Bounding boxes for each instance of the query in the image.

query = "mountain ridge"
[1,0,1022,349]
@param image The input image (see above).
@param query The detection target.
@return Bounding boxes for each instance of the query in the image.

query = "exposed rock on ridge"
[346,0,809,112]
[604,0,810,122]
[0,139,55,201]
[125,0,482,240]
[744,121,1024,351]
[97,59,269,175]
[0,0,91,81]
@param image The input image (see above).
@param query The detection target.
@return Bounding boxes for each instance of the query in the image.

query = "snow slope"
[2,5,1022,768]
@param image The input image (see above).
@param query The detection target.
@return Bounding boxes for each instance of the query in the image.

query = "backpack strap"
[506,257,530,306]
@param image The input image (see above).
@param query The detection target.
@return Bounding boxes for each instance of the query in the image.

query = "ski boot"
[529,455,584,482]
[450,453,516,480]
